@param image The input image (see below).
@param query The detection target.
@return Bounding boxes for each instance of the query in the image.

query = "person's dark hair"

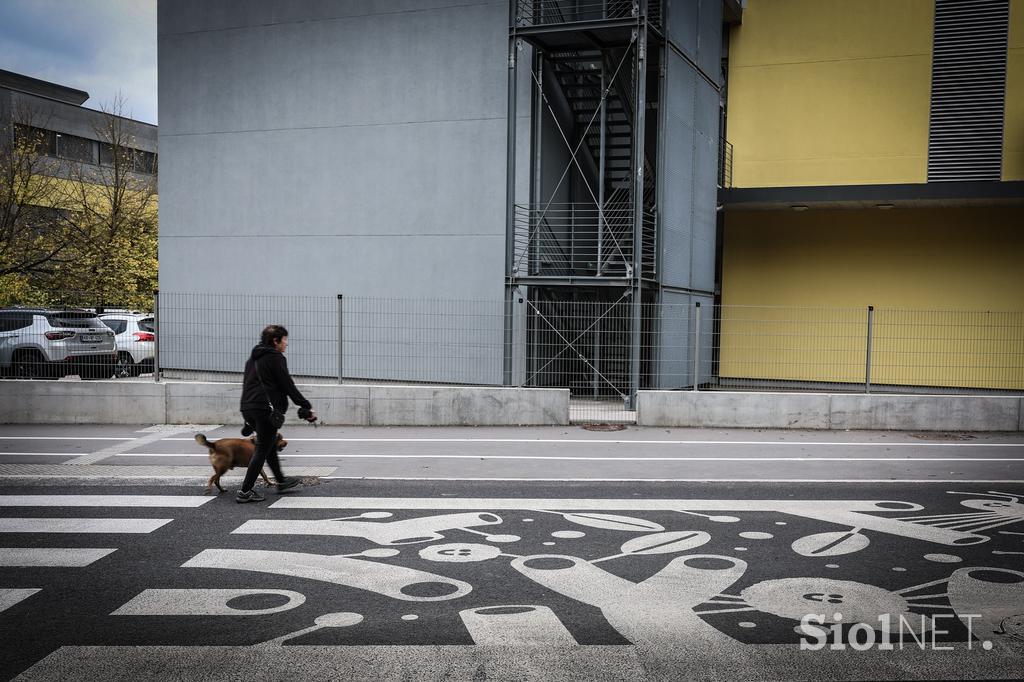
[260,324,289,347]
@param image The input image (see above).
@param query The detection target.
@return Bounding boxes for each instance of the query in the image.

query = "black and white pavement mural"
[1,483,1023,680]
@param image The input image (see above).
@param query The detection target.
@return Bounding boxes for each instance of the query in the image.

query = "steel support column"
[627,11,648,410]
[503,31,519,386]
[594,62,608,396]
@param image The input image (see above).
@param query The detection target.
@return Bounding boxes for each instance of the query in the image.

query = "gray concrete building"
[0,69,157,179]
[157,1,734,396]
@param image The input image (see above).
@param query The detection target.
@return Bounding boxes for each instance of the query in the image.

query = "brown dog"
[194,433,287,494]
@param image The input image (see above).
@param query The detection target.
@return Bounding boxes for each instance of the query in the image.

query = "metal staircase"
[505,0,662,408]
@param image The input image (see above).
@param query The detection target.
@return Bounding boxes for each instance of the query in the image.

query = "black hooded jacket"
[239,344,312,414]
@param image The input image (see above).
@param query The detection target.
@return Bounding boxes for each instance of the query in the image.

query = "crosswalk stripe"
[0,548,117,567]
[0,437,135,441]
[0,588,40,613]
[0,453,81,457]
[0,518,173,534]
[0,495,212,508]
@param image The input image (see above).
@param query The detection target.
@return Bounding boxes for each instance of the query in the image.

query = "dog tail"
[194,433,213,448]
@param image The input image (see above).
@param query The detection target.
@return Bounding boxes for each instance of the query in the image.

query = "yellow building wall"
[1005,0,1024,180]
[727,0,934,187]
[719,207,1024,389]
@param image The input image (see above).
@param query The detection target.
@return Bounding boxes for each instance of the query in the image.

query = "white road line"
[162,437,1024,447]
[0,588,40,613]
[0,548,116,567]
[69,427,196,465]
[0,437,136,441]
[0,453,81,457]
[110,453,1024,462]
[0,495,212,507]
[0,518,173,533]
[322,476,1024,483]
[267,496,1015,510]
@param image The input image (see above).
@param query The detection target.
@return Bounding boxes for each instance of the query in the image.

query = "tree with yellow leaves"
[0,97,157,310]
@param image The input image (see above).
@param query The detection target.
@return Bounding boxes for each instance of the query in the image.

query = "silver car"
[0,308,117,379]
[99,312,156,377]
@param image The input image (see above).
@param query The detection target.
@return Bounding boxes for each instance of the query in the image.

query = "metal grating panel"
[927,0,1010,182]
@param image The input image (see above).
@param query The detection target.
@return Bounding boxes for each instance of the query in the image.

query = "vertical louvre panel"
[927,0,1009,182]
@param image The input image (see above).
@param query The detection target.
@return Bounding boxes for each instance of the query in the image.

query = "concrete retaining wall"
[0,381,569,426]
[637,391,1023,431]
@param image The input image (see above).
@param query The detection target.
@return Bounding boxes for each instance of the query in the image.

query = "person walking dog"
[237,324,317,503]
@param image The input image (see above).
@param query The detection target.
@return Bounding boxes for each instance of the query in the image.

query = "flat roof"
[0,68,89,106]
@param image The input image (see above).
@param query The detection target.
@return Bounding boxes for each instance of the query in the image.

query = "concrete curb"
[637,391,1023,431]
[0,380,570,426]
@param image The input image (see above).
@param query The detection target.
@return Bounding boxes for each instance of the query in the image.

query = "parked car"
[0,308,117,379]
[99,312,155,377]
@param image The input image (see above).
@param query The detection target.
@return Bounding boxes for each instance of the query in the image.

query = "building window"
[15,125,155,174]
[55,133,98,164]
[133,150,157,174]
[14,125,57,156]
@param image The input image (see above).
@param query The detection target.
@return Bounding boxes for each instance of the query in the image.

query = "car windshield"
[46,311,107,329]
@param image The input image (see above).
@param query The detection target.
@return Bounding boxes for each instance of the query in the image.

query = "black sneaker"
[235,488,265,503]
[275,477,300,493]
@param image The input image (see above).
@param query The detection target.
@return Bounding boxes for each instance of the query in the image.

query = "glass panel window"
[133,150,157,174]
[102,319,127,334]
[99,142,115,166]
[56,133,97,164]
[15,125,57,156]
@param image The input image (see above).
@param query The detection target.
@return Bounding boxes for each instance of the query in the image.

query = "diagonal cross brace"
[522,290,630,398]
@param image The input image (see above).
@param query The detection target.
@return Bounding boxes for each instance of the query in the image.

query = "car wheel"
[12,350,47,379]
[115,352,136,378]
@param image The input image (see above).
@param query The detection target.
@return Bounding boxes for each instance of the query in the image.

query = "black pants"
[240,409,286,492]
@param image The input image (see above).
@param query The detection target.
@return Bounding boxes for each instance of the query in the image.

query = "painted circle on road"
[739,532,773,540]
[741,578,909,626]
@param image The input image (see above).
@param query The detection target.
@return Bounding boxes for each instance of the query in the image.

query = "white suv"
[99,312,156,377]
[0,308,117,379]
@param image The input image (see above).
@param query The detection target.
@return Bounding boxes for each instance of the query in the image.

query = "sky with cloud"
[0,0,157,124]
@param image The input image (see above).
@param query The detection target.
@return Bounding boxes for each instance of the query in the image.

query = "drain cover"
[581,423,628,432]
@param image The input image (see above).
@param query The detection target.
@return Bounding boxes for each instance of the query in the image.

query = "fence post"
[865,305,874,393]
[693,301,701,391]
[152,290,160,382]
[342,292,350,385]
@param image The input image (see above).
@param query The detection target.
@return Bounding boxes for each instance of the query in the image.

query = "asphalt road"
[1,425,1023,680]
[2,423,1024,482]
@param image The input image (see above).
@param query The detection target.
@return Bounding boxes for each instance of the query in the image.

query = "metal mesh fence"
[3,292,1023,421]
[157,292,337,382]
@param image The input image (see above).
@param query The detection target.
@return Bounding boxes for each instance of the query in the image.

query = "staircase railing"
[513,200,656,279]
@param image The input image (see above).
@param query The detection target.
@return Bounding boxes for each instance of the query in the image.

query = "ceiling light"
[790,205,808,211]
